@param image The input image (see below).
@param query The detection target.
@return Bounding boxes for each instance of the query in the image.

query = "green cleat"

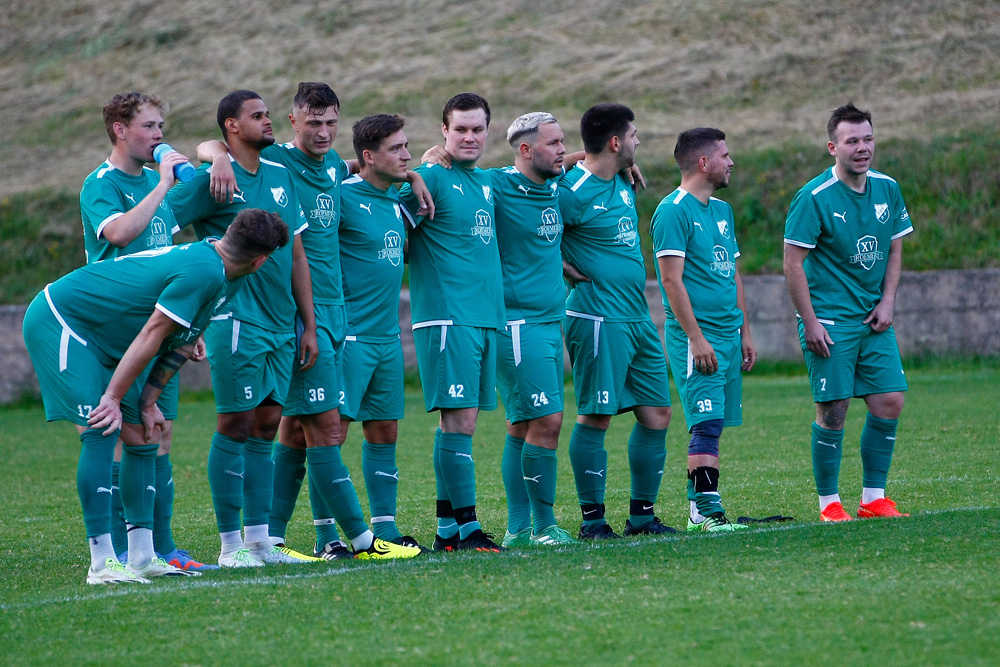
[529,525,578,546]
[501,527,532,548]
[687,514,749,533]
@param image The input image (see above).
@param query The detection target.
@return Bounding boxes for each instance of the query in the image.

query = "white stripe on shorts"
[59,328,70,372]
[231,319,241,354]
[566,310,604,359]
[508,320,525,367]
[686,337,694,379]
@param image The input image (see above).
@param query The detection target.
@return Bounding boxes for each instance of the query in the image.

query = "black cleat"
[314,541,353,560]
[456,529,505,552]
[433,532,459,552]
[393,535,430,553]
[578,522,622,541]
[623,516,677,536]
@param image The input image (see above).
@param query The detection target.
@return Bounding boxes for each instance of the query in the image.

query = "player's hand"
[407,171,436,220]
[563,260,591,288]
[741,333,758,372]
[864,300,894,333]
[623,163,646,192]
[157,150,188,188]
[691,335,718,374]
[141,402,166,444]
[803,320,834,358]
[209,157,238,203]
[88,393,124,436]
[421,146,451,168]
[297,328,318,372]
[191,336,207,362]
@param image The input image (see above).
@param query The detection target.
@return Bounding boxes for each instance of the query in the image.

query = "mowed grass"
[1,360,998,665]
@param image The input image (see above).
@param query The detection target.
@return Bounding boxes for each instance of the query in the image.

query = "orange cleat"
[820,501,854,522]
[857,497,909,518]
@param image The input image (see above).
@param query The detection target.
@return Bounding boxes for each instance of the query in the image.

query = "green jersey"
[490,166,564,323]
[399,162,504,328]
[167,157,306,333]
[650,187,743,333]
[338,174,408,341]
[784,167,913,324]
[261,143,350,305]
[80,160,178,263]
[558,165,647,322]
[44,240,231,367]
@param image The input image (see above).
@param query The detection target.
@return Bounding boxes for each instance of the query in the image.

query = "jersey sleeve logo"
[850,235,882,270]
[472,209,495,244]
[874,203,890,224]
[271,186,288,207]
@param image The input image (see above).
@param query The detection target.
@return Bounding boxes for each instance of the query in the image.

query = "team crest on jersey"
[482,185,493,203]
[849,235,882,270]
[537,207,562,243]
[147,216,170,248]
[393,203,403,221]
[716,219,730,238]
[615,216,638,248]
[874,203,890,224]
[619,189,632,208]
[471,209,495,244]
[312,193,336,227]
[379,230,403,266]
[711,245,735,278]
[271,187,288,207]
[327,166,339,184]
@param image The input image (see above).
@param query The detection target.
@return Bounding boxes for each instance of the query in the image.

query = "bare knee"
[865,392,905,420]
[816,399,850,430]
[524,412,563,449]
[362,420,398,445]
[440,408,478,435]
[635,405,671,431]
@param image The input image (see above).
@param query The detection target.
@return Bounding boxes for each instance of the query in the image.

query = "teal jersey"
[261,143,350,305]
[44,240,231,367]
[338,174,408,341]
[167,157,307,333]
[558,165,647,322]
[650,187,743,333]
[784,167,913,324]
[490,166,565,323]
[80,160,178,263]
[399,162,504,328]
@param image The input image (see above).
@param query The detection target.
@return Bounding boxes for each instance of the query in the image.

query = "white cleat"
[218,547,265,568]
[87,557,151,585]
[246,542,312,564]
[128,556,201,578]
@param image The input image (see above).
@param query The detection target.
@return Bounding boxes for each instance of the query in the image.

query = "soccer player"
[399,92,506,553]
[22,208,289,584]
[337,113,423,549]
[168,90,320,567]
[79,91,215,572]
[651,127,756,533]
[199,85,422,562]
[559,103,673,540]
[783,103,913,522]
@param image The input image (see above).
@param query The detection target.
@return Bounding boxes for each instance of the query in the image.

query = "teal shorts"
[564,315,671,416]
[339,337,405,422]
[799,320,908,402]
[496,321,564,424]
[413,324,497,412]
[204,316,295,413]
[664,324,742,430]
[283,304,345,416]
[24,293,181,426]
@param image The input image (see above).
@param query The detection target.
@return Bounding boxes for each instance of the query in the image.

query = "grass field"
[1,359,998,665]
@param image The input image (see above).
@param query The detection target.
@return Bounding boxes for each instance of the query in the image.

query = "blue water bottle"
[153,143,197,183]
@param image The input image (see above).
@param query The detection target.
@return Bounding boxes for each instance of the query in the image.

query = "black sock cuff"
[692,466,720,493]
[629,499,654,516]
[581,503,605,520]
[436,500,454,519]
[453,505,477,525]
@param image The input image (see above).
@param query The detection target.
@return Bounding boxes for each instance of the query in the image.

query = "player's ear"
[250,254,270,272]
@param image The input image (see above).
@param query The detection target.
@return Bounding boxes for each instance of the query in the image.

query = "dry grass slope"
[1,0,998,196]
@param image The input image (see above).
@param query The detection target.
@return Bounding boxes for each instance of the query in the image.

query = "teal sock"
[77,429,116,538]
[628,423,667,503]
[457,515,482,539]
[502,435,531,533]
[270,443,306,539]
[860,413,898,489]
[686,474,696,502]
[438,432,476,509]
[811,423,845,497]
[242,436,274,528]
[433,427,448,503]
[120,443,158,530]
[306,446,368,541]
[362,440,401,541]
[569,423,608,506]
[433,429,458,538]
[152,454,175,554]
[110,460,127,555]
[308,470,341,548]
[522,443,558,533]
[207,432,244,533]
